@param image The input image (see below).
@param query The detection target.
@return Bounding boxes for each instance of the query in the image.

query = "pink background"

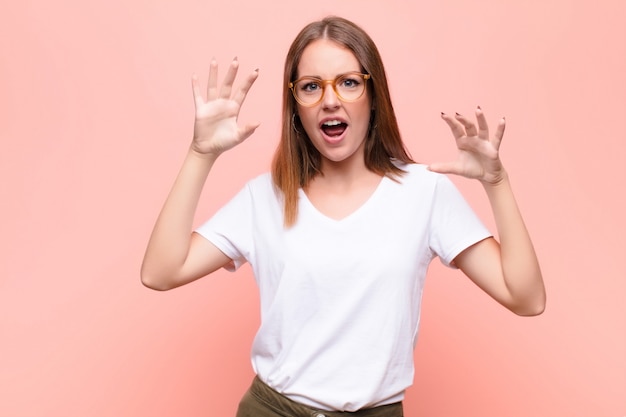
[1,1,624,416]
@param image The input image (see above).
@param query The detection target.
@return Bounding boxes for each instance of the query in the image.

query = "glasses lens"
[294,78,323,105]
[335,73,366,102]
[293,73,367,105]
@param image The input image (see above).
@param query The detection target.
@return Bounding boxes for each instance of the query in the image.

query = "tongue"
[322,124,347,137]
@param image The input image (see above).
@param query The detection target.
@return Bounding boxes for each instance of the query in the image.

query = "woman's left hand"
[428,107,507,185]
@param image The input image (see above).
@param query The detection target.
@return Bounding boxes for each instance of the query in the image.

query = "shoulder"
[391,161,448,186]
[386,162,463,205]
[238,172,276,196]
[242,172,283,206]
[245,172,273,189]
[220,173,275,207]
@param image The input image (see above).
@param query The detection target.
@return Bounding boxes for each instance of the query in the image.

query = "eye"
[338,75,362,89]
[299,80,321,93]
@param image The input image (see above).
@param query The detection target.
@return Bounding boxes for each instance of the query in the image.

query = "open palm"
[191,58,259,156]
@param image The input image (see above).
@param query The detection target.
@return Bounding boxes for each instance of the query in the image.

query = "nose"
[321,82,340,109]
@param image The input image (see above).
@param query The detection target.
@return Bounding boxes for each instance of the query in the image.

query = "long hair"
[271,16,414,227]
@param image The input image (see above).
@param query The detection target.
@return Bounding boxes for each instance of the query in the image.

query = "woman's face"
[295,39,372,169]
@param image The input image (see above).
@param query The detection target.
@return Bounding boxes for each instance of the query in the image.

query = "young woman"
[141,16,546,417]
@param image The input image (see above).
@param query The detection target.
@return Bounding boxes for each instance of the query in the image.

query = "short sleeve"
[429,175,492,268]
[195,183,253,272]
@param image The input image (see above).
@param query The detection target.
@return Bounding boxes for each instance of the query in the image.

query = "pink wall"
[1,1,624,416]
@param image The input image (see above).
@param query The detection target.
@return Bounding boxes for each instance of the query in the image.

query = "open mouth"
[321,119,348,137]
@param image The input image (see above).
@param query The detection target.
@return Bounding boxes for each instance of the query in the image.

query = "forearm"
[483,172,546,314]
[140,148,218,289]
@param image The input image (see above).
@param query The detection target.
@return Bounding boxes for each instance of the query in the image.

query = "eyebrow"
[296,70,362,80]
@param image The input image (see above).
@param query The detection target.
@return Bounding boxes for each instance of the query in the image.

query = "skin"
[141,48,546,316]
[431,110,546,315]
[140,58,257,290]
[296,39,382,220]
[296,40,372,170]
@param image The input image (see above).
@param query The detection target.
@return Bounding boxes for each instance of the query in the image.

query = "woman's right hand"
[191,58,260,157]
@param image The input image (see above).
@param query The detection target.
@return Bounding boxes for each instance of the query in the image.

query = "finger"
[191,74,204,108]
[440,112,465,140]
[475,106,489,139]
[232,68,259,107]
[493,117,506,149]
[238,122,261,142]
[454,112,478,137]
[219,57,239,99]
[207,58,218,101]
[427,161,463,176]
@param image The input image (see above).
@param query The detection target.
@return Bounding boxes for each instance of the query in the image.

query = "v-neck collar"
[298,175,388,224]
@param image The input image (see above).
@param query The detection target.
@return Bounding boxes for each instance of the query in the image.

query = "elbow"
[506,277,547,316]
[141,275,172,291]
[140,266,177,291]
[513,302,546,317]
[141,278,173,291]
[510,295,547,317]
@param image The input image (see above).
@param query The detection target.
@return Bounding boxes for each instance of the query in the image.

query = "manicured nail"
[441,112,445,116]
[455,112,461,116]
[477,105,482,110]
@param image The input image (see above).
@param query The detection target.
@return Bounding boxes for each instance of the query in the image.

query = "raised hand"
[428,107,506,185]
[191,57,260,156]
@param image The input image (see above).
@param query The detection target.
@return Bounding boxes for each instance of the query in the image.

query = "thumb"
[427,161,460,175]
[238,122,261,141]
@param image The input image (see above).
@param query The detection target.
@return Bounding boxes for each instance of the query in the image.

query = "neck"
[311,157,381,193]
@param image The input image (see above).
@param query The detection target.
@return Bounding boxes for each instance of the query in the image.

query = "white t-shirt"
[196,163,491,412]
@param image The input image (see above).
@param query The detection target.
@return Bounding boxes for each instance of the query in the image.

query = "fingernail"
[455,112,461,116]
[441,112,445,116]
[477,105,481,110]
[233,56,238,61]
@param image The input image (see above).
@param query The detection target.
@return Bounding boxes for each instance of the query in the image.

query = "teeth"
[323,120,342,126]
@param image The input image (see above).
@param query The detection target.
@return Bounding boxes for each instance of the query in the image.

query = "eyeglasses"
[288,72,371,107]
